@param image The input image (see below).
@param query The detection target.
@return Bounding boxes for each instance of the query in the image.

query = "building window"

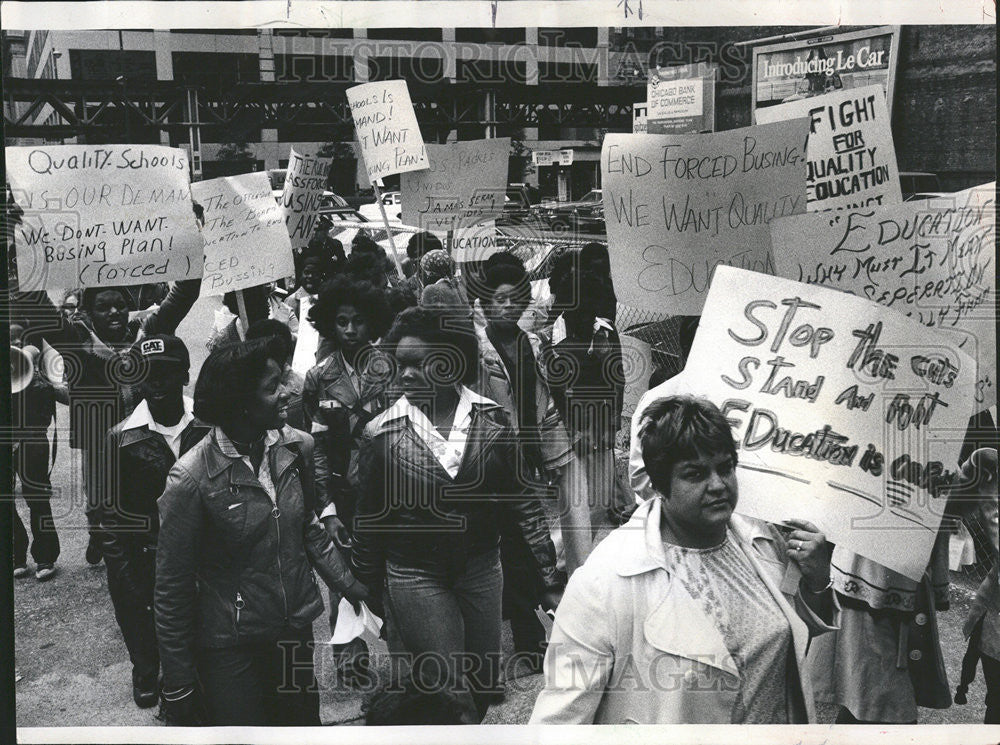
[367,29,443,42]
[169,29,258,36]
[171,51,260,88]
[368,55,443,85]
[538,28,599,48]
[455,28,525,45]
[456,59,527,85]
[69,49,157,81]
[275,54,354,83]
[539,61,598,84]
[272,29,355,39]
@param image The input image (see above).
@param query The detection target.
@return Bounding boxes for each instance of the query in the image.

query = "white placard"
[346,79,428,183]
[192,172,295,296]
[6,144,204,290]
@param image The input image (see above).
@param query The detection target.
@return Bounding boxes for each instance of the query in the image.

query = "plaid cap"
[132,334,190,369]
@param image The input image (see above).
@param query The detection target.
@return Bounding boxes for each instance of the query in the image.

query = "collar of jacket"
[203,425,306,483]
[371,395,504,437]
[120,418,211,450]
[315,347,390,400]
[614,497,776,577]
[615,497,810,682]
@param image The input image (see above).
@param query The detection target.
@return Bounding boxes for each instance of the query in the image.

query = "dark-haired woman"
[532,395,837,724]
[155,337,369,726]
[476,256,584,667]
[11,278,201,564]
[352,306,565,723]
[302,275,394,675]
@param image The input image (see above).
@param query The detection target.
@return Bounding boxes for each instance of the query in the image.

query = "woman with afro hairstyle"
[302,274,394,676]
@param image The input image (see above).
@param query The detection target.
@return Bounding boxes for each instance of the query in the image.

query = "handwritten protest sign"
[451,221,501,263]
[347,79,428,183]
[281,148,332,253]
[400,138,510,232]
[5,145,204,291]
[755,85,902,212]
[191,172,295,296]
[681,266,976,580]
[770,183,996,410]
[602,120,809,315]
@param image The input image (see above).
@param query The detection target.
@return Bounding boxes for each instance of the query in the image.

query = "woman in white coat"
[530,395,838,724]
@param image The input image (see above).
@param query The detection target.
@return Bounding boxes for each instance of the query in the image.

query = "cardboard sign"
[5,145,204,290]
[755,85,902,212]
[400,138,510,232]
[451,221,501,263]
[280,148,332,254]
[346,79,428,183]
[601,120,809,315]
[770,183,997,410]
[191,172,295,296]
[682,266,977,580]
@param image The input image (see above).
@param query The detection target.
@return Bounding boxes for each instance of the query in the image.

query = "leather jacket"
[351,397,565,595]
[301,347,391,526]
[155,426,365,689]
[99,414,211,600]
[14,279,201,450]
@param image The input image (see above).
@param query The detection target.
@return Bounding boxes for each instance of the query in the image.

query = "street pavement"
[12,294,992,728]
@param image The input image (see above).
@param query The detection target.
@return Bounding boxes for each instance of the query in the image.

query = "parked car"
[497,184,540,226]
[569,201,606,236]
[358,190,402,224]
[318,191,365,220]
[900,172,944,201]
[538,189,603,232]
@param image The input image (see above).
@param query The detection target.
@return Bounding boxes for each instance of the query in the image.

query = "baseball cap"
[133,334,190,369]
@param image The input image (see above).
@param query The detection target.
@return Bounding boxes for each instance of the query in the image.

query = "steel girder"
[4,77,642,139]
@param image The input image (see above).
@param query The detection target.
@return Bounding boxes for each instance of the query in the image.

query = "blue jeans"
[386,547,503,723]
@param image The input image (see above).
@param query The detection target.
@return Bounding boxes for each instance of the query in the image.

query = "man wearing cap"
[98,334,211,709]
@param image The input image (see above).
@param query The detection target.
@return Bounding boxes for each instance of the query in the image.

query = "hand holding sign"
[680,266,976,580]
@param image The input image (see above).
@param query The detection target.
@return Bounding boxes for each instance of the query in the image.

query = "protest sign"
[755,85,902,211]
[280,148,332,253]
[601,120,809,315]
[682,266,977,580]
[191,172,295,296]
[451,221,501,263]
[347,79,428,183]
[770,182,996,410]
[5,145,204,291]
[400,138,510,232]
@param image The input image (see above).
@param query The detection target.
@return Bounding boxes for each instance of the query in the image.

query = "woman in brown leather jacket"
[154,337,368,726]
[351,306,566,723]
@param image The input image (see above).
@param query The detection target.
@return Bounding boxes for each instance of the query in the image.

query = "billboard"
[646,62,716,134]
[752,26,901,118]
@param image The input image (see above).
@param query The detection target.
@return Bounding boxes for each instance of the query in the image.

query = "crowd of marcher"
[7,211,999,727]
